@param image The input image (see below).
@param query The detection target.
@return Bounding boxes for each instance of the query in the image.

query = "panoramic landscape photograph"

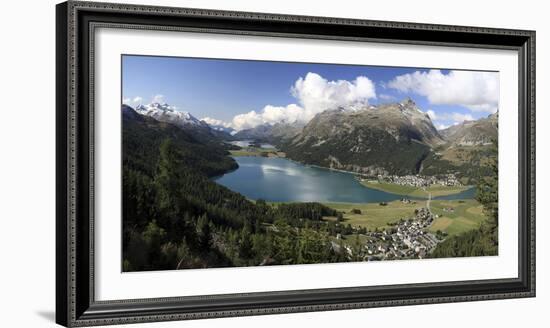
[121,55,499,272]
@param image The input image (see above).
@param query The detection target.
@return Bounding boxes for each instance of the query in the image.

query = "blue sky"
[122,55,499,131]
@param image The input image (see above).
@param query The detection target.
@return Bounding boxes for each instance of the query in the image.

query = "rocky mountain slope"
[269,121,305,143]
[420,112,498,183]
[440,112,498,146]
[280,99,444,175]
[232,123,274,141]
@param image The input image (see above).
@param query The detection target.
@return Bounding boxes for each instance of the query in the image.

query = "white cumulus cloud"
[226,72,377,131]
[388,69,499,113]
[451,112,474,122]
[424,110,472,123]
[423,109,474,129]
[231,110,268,131]
[123,96,144,106]
[291,72,376,113]
[152,94,165,104]
[230,104,304,131]
[201,117,233,128]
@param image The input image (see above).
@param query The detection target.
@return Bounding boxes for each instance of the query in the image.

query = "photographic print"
[121,55,499,272]
[56,4,535,325]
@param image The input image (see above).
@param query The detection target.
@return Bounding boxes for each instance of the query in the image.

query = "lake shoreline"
[214,156,476,203]
[361,180,473,199]
[228,155,473,199]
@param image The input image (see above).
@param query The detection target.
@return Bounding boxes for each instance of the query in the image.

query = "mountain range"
[122,104,237,177]
[135,102,206,127]
[123,99,497,181]
[418,112,498,181]
[134,102,234,143]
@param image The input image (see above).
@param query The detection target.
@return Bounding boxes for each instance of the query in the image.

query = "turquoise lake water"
[214,156,475,203]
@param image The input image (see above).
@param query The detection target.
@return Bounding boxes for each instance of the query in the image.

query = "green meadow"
[320,199,487,237]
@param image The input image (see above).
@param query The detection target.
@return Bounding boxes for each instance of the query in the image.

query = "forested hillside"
[122,105,351,271]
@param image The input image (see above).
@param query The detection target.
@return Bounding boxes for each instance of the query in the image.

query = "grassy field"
[322,200,422,230]
[361,180,471,198]
[321,199,487,237]
[440,145,494,166]
[428,199,487,236]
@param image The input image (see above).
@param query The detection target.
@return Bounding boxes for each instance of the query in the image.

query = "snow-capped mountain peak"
[140,102,174,111]
[134,102,205,127]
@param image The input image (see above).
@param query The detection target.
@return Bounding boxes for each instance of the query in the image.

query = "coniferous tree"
[155,139,183,215]
[197,214,212,253]
[239,224,254,260]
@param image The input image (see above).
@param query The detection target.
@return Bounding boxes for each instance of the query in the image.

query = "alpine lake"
[214,156,475,204]
[213,151,485,235]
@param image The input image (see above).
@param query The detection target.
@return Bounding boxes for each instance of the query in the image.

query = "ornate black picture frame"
[56,1,535,326]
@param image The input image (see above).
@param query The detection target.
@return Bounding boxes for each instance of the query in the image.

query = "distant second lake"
[213,156,475,203]
[228,140,276,149]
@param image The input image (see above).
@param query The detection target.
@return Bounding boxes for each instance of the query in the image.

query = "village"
[332,204,444,261]
[373,173,461,188]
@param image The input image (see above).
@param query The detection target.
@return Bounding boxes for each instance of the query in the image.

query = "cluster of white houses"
[364,207,440,260]
[375,173,461,188]
[333,206,442,261]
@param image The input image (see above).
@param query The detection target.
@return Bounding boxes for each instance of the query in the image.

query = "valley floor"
[321,199,487,237]
[322,199,488,259]
[267,198,489,261]
[225,142,491,260]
